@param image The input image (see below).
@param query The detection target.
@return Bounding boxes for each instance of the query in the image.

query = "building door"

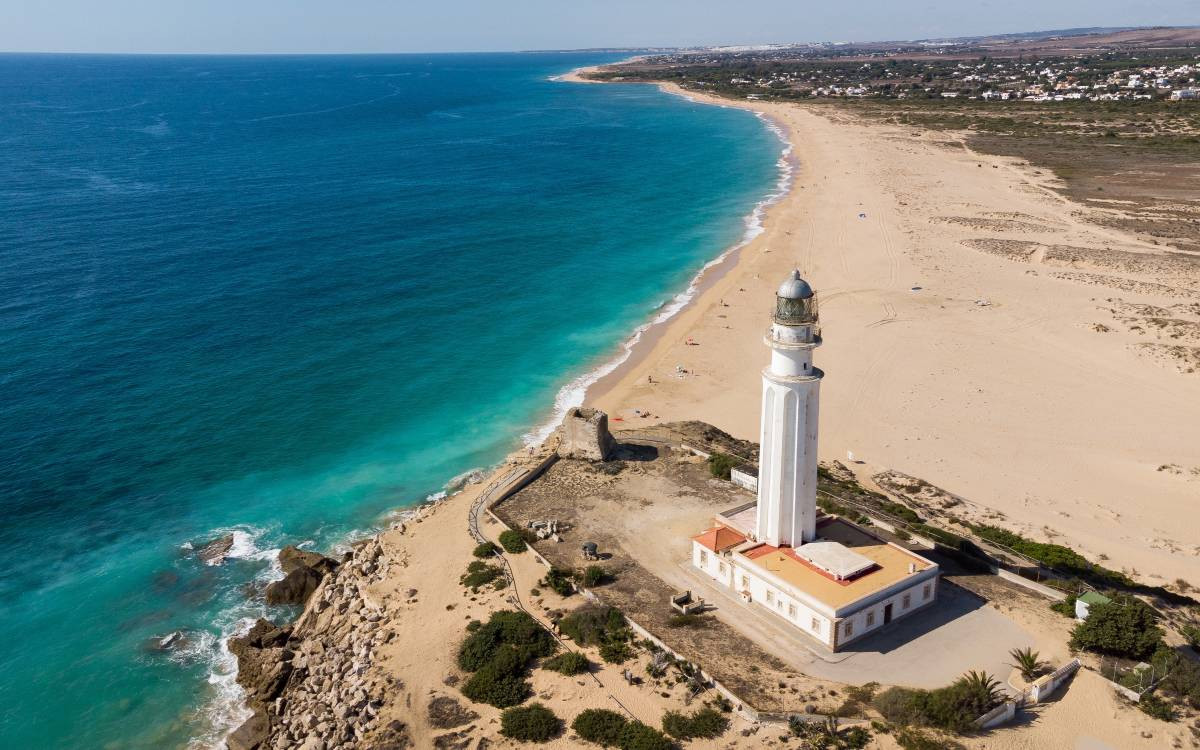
[884,603,893,624]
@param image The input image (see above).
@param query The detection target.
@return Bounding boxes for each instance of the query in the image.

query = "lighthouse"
[755,270,822,548]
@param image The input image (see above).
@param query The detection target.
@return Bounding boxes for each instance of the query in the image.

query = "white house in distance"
[690,271,939,652]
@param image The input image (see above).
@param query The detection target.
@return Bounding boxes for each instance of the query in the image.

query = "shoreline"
[543,67,799,436]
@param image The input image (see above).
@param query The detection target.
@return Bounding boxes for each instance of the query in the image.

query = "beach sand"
[567,71,1200,588]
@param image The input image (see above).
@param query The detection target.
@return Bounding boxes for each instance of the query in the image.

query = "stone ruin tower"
[557,407,615,461]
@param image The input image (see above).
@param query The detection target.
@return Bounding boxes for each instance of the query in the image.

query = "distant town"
[592,27,1200,104]
[601,49,1200,103]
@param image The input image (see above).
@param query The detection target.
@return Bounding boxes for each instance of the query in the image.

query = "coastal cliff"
[228,538,403,750]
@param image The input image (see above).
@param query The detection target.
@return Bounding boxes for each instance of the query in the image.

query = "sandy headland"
[569,66,1200,588]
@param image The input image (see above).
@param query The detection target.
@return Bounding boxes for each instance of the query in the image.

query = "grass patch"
[542,651,591,676]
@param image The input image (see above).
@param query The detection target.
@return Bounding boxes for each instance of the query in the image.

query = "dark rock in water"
[196,534,235,565]
[265,546,339,606]
[226,708,269,750]
[229,619,294,706]
[278,545,338,577]
[265,566,323,606]
[152,570,180,593]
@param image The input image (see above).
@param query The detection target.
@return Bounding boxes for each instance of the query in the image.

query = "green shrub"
[871,671,1002,733]
[599,640,634,664]
[572,708,628,746]
[581,565,612,587]
[617,720,674,750]
[1182,623,1200,652]
[542,651,591,675]
[789,717,870,748]
[1069,598,1163,660]
[458,610,556,671]
[473,541,500,558]
[499,529,529,553]
[707,452,739,480]
[666,614,707,628]
[878,500,921,524]
[966,523,1132,587]
[460,560,503,589]
[1150,646,1200,708]
[500,703,562,741]
[661,707,728,740]
[560,605,627,646]
[1138,692,1176,722]
[457,610,557,708]
[1050,594,1077,617]
[541,567,575,597]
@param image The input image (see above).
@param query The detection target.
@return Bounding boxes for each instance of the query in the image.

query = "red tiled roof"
[692,525,747,553]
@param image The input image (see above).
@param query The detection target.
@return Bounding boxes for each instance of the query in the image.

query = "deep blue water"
[0,52,783,748]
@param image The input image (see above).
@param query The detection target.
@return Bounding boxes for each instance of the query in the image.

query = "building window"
[766,590,775,605]
[902,593,911,610]
[718,562,727,575]
[699,550,708,566]
[844,620,854,638]
[741,575,749,589]
[811,617,820,632]
[788,603,797,618]
[923,583,932,600]
[866,611,875,627]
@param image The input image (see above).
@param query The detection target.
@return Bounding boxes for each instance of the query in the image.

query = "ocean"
[0,52,785,748]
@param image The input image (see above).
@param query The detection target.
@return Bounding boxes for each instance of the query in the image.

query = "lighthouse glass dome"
[775,292,818,325]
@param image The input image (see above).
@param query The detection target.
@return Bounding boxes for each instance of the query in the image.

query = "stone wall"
[556,407,614,461]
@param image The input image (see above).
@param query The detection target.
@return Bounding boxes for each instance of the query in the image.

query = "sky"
[0,0,1196,54]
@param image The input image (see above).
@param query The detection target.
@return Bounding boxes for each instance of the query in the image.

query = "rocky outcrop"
[197,534,235,565]
[265,546,340,607]
[229,537,399,750]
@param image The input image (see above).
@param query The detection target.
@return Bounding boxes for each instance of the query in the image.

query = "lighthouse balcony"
[762,366,823,384]
[764,328,822,350]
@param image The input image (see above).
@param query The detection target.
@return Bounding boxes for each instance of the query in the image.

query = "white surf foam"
[523,108,794,447]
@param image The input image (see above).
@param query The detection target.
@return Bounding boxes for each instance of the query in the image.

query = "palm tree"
[959,670,1003,711]
[1008,647,1048,681]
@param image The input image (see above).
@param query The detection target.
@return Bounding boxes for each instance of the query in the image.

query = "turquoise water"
[0,53,784,748]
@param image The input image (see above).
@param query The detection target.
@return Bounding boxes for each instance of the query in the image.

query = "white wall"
[692,541,733,588]
[835,575,938,647]
[730,561,833,648]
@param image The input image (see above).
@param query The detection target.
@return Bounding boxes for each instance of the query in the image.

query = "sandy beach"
[564,70,1200,588]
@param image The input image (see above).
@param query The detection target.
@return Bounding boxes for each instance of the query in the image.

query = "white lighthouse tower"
[756,270,822,548]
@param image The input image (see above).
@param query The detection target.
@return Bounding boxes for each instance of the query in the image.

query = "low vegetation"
[472,541,499,558]
[541,651,591,676]
[540,566,574,596]
[572,709,675,750]
[661,706,729,740]
[499,529,530,554]
[572,708,629,746]
[459,560,504,589]
[872,671,1003,733]
[789,716,871,749]
[580,565,613,587]
[458,610,557,708]
[500,703,562,742]
[559,605,637,665]
[706,452,739,480]
[1069,597,1163,660]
